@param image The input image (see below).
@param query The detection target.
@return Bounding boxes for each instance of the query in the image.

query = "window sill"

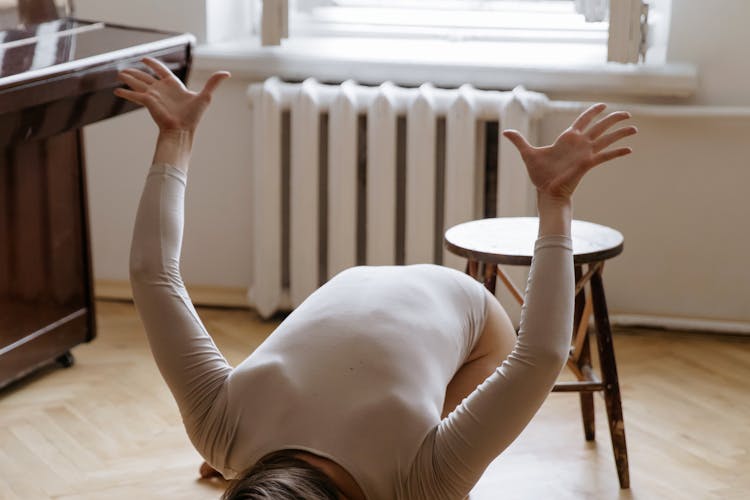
[193,36,697,99]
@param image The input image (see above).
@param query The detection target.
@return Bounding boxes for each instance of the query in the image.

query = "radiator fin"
[405,84,437,265]
[444,85,479,271]
[366,83,398,266]
[289,79,320,306]
[249,78,283,318]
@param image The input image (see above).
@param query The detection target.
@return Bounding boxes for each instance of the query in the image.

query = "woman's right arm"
[405,104,637,499]
[118,59,237,464]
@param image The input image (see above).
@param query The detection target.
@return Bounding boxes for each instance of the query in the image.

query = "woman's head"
[221,450,340,500]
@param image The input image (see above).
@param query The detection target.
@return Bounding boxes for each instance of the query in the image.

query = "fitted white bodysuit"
[129,164,574,500]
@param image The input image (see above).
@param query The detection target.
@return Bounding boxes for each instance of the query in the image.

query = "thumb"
[200,71,231,99]
[502,129,532,154]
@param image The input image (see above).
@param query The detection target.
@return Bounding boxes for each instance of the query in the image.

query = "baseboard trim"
[97,280,750,334]
[610,314,750,336]
[95,280,251,308]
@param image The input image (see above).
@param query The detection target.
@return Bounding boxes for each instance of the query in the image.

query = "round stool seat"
[444,217,624,266]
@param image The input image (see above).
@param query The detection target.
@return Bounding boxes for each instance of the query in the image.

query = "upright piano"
[0,0,194,389]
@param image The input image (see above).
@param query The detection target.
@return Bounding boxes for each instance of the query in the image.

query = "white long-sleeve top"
[129,164,574,500]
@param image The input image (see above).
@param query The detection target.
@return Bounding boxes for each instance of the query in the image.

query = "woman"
[117,58,636,500]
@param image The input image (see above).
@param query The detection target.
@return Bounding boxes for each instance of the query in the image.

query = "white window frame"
[260,0,654,64]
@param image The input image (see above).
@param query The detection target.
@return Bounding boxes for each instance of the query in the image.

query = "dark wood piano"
[0,0,194,390]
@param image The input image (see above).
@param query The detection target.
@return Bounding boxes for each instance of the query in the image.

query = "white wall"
[75,0,250,43]
[542,112,750,323]
[666,1,750,106]
[81,0,750,325]
[85,76,254,288]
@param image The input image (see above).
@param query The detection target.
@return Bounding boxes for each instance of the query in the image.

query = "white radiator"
[248,78,548,318]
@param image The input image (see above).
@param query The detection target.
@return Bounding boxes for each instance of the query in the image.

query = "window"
[259,0,655,64]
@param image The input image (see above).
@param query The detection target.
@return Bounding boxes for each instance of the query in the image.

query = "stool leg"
[578,337,596,441]
[574,266,595,442]
[466,259,479,281]
[590,268,630,489]
[483,262,497,294]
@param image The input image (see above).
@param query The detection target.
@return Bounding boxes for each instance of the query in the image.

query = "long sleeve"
[129,164,233,457]
[404,235,574,499]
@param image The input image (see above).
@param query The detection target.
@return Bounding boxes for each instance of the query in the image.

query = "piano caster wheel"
[56,352,75,368]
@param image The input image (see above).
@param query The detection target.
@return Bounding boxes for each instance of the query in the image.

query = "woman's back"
[221,264,487,499]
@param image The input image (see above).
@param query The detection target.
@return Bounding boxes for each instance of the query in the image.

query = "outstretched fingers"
[199,71,232,100]
[593,125,638,153]
[142,57,177,81]
[502,129,533,154]
[587,111,632,139]
[113,87,150,106]
[121,67,156,85]
[118,72,149,92]
[590,147,632,168]
[114,87,173,123]
[571,103,607,131]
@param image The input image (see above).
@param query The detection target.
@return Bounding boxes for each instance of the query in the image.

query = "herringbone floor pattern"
[1,301,748,499]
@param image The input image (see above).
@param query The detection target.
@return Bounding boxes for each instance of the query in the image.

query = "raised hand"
[114,57,230,133]
[503,103,637,201]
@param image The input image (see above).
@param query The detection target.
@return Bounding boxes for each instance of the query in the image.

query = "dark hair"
[221,449,340,500]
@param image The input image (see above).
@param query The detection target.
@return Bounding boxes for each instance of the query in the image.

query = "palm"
[143,78,207,131]
[114,57,230,133]
[504,104,637,199]
[524,128,599,198]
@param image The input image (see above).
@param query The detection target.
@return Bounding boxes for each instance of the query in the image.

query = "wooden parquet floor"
[1,301,748,500]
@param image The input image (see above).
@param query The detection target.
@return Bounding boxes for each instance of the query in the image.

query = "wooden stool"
[444,217,629,489]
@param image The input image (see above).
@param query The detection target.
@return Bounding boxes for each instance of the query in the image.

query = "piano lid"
[0,19,195,90]
[0,15,193,144]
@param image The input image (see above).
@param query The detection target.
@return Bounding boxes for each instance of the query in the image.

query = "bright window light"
[290,0,609,45]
